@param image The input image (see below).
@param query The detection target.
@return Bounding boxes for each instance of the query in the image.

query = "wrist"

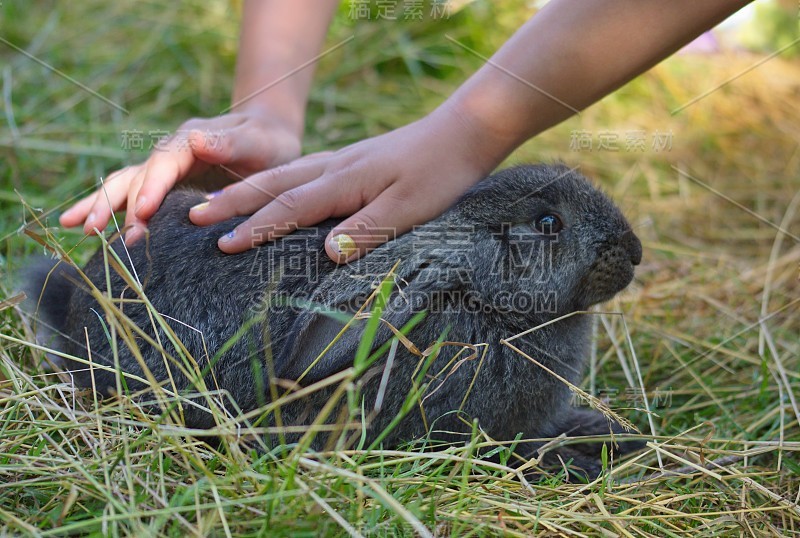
[231,0,337,139]
[230,98,305,141]
[428,96,520,178]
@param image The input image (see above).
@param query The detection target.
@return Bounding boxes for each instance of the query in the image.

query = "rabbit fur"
[25,164,643,473]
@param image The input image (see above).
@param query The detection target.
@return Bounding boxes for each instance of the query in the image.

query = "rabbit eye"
[534,214,562,234]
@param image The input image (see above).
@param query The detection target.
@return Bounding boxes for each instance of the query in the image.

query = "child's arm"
[59,0,339,244]
[192,0,751,261]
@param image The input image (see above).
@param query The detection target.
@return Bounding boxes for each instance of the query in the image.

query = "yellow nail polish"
[191,201,209,212]
[329,234,357,258]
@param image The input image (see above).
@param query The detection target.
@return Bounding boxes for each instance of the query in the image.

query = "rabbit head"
[449,164,639,310]
[334,164,641,324]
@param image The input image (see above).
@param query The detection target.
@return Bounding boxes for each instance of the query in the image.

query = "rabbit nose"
[623,232,643,266]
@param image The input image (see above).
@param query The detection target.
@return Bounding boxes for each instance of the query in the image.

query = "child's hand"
[188,105,504,263]
[59,112,301,244]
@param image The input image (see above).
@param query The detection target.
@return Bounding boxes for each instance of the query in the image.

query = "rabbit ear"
[278,308,364,383]
[278,281,429,384]
[278,242,467,384]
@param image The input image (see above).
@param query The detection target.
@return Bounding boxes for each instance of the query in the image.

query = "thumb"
[189,126,294,172]
[325,197,407,264]
[188,129,238,165]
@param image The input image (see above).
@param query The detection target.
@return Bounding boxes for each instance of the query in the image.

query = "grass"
[1,0,799,536]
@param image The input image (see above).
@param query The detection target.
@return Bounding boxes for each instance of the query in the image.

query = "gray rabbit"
[25,164,643,474]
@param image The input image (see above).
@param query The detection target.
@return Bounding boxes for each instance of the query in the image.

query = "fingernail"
[329,234,357,259]
[219,230,236,243]
[205,190,224,200]
[191,201,210,212]
[86,212,96,225]
[135,196,147,215]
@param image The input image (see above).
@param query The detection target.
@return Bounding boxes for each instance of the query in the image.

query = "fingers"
[189,159,328,226]
[60,113,307,242]
[135,116,305,221]
[213,178,341,254]
[59,191,99,228]
[60,128,208,233]
[132,134,207,221]
[60,166,140,234]
[123,172,147,245]
[204,165,416,266]
[325,191,410,263]
[189,143,426,261]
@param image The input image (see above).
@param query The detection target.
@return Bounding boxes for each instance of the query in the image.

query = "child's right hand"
[59,111,302,244]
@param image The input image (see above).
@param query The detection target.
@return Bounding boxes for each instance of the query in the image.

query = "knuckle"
[266,163,291,179]
[258,145,280,165]
[354,212,381,234]
[248,167,276,184]
[244,165,287,191]
[342,213,387,249]
[274,188,303,211]
[385,180,416,202]
[232,201,251,218]
[181,118,207,131]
